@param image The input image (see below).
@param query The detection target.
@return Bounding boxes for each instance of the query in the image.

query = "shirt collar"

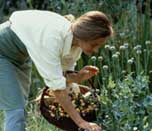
[62,28,73,57]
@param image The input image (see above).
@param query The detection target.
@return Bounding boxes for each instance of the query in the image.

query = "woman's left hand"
[76,65,99,83]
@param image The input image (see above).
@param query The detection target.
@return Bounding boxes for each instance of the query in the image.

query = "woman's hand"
[76,65,99,83]
[79,121,102,131]
[65,66,99,83]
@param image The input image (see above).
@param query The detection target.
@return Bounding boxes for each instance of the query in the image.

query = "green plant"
[97,74,152,131]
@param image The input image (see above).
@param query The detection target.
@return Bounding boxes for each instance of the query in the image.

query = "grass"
[0,102,62,131]
[0,111,4,131]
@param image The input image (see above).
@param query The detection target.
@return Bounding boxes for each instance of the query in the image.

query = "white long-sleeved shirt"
[9,10,82,90]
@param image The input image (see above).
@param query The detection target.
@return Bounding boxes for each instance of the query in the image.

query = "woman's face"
[78,37,107,55]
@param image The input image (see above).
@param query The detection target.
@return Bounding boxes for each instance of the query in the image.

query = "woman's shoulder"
[10,10,62,19]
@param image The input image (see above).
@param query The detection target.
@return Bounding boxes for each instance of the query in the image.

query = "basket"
[39,78,100,131]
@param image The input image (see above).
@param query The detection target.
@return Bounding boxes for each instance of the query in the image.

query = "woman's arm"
[52,88,85,125]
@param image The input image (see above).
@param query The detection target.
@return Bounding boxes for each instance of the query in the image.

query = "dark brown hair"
[71,11,113,41]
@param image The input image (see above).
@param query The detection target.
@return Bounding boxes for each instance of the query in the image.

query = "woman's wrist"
[66,74,75,83]
[64,71,80,83]
[76,119,87,128]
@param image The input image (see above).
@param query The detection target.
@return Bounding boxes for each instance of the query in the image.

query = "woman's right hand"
[78,121,102,131]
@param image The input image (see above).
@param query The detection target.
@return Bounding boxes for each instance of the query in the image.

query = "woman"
[0,10,113,131]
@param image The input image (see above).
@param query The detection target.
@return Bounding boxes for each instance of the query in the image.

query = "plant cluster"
[1,0,151,130]
[97,74,152,131]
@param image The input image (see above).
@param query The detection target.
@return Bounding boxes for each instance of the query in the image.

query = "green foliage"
[0,111,4,131]
[27,1,152,130]
[1,0,152,130]
[25,103,61,131]
[97,74,152,130]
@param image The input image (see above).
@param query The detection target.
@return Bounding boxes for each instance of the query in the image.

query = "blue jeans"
[0,22,32,131]
[4,108,26,131]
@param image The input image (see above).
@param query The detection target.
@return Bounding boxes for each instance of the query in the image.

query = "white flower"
[112,54,118,59]
[136,50,142,54]
[91,56,96,61]
[134,45,142,51]
[131,57,134,61]
[143,49,147,53]
[120,32,125,37]
[110,46,116,51]
[98,56,103,61]
[145,40,151,45]
[119,45,126,51]
[124,43,129,48]
[116,51,120,56]
[104,45,110,50]
[149,70,152,74]
[127,59,133,64]
[105,115,109,118]
[133,127,138,131]
[122,70,126,74]
[103,65,108,70]
[133,46,138,51]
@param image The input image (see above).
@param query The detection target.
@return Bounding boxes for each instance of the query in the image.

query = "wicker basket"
[39,79,100,131]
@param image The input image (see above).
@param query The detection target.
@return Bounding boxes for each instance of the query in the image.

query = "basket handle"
[40,86,49,106]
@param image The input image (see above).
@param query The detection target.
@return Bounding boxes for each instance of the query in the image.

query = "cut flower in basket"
[42,82,100,119]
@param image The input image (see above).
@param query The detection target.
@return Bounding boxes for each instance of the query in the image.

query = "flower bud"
[110,46,116,51]
[91,56,96,61]
[136,50,142,54]
[119,45,126,51]
[145,40,151,45]
[124,43,129,48]
[120,32,125,37]
[103,65,109,70]
[105,45,110,50]
[98,56,103,61]
[116,51,120,56]
[112,54,118,59]
[127,59,133,64]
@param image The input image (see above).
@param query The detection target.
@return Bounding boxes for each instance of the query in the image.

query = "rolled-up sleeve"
[27,32,66,90]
